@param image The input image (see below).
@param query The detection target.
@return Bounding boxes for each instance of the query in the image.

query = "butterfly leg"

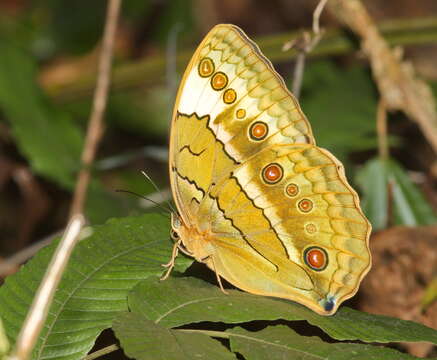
[209,256,228,295]
[160,239,181,280]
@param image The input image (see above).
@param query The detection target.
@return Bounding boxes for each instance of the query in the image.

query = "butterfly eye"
[304,246,328,271]
[171,229,180,240]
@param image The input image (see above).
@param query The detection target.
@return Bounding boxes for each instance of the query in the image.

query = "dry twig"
[9,215,85,360]
[70,0,122,217]
[283,0,328,98]
[376,99,389,160]
[328,0,437,154]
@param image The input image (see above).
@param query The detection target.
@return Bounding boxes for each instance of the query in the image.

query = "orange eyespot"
[298,198,313,213]
[198,57,214,77]
[236,108,246,119]
[249,121,268,140]
[223,88,237,104]
[262,163,283,184]
[285,183,299,197]
[305,223,317,234]
[211,72,228,90]
[304,246,328,271]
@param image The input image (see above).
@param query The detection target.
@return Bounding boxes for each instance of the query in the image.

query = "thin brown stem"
[289,0,328,98]
[69,0,122,217]
[313,0,329,34]
[11,215,85,360]
[376,98,389,159]
[291,52,306,98]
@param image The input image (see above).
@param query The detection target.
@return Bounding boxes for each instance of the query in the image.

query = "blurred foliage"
[0,34,83,188]
[356,158,437,231]
[36,1,107,55]
[0,1,435,228]
[300,61,379,162]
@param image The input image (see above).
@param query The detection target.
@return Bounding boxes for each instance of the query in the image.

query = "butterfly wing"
[170,24,314,225]
[169,24,371,315]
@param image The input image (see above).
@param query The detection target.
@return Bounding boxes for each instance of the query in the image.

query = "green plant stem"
[44,16,437,102]
[83,344,120,360]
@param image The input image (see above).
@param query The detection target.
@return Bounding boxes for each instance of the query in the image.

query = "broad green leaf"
[356,158,437,230]
[113,312,236,360]
[300,61,378,161]
[129,276,437,345]
[0,214,192,360]
[0,36,83,188]
[422,277,437,310]
[229,325,417,360]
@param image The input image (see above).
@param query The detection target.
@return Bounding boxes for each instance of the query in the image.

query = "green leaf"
[356,158,437,230]
[389,160,437,226]
[300,61,378,161]
[0,35,83,188]
[0,214,192,360]
[113,312,236,360]
[128,276,437,344]
[355,157,388,229]
[43,0,106,55]
[422,277,437,310]
[229,325,418,360]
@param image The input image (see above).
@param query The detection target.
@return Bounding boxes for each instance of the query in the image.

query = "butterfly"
[163,24,371,315]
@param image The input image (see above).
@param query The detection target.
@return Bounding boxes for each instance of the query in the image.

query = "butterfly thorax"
[171,213,215,262]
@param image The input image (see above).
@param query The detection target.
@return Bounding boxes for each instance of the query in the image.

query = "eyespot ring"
[298,198,313,213]
[198,57,215,77]
[211,72,228,90]
[262,163,283,184]
[249,121,268,141]
[303,246,328,271]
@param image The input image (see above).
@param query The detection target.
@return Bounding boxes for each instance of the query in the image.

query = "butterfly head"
[170,213,182,241]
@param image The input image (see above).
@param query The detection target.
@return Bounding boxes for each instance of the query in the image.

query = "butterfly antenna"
[115,189,171,218]
[141,171,177,213]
